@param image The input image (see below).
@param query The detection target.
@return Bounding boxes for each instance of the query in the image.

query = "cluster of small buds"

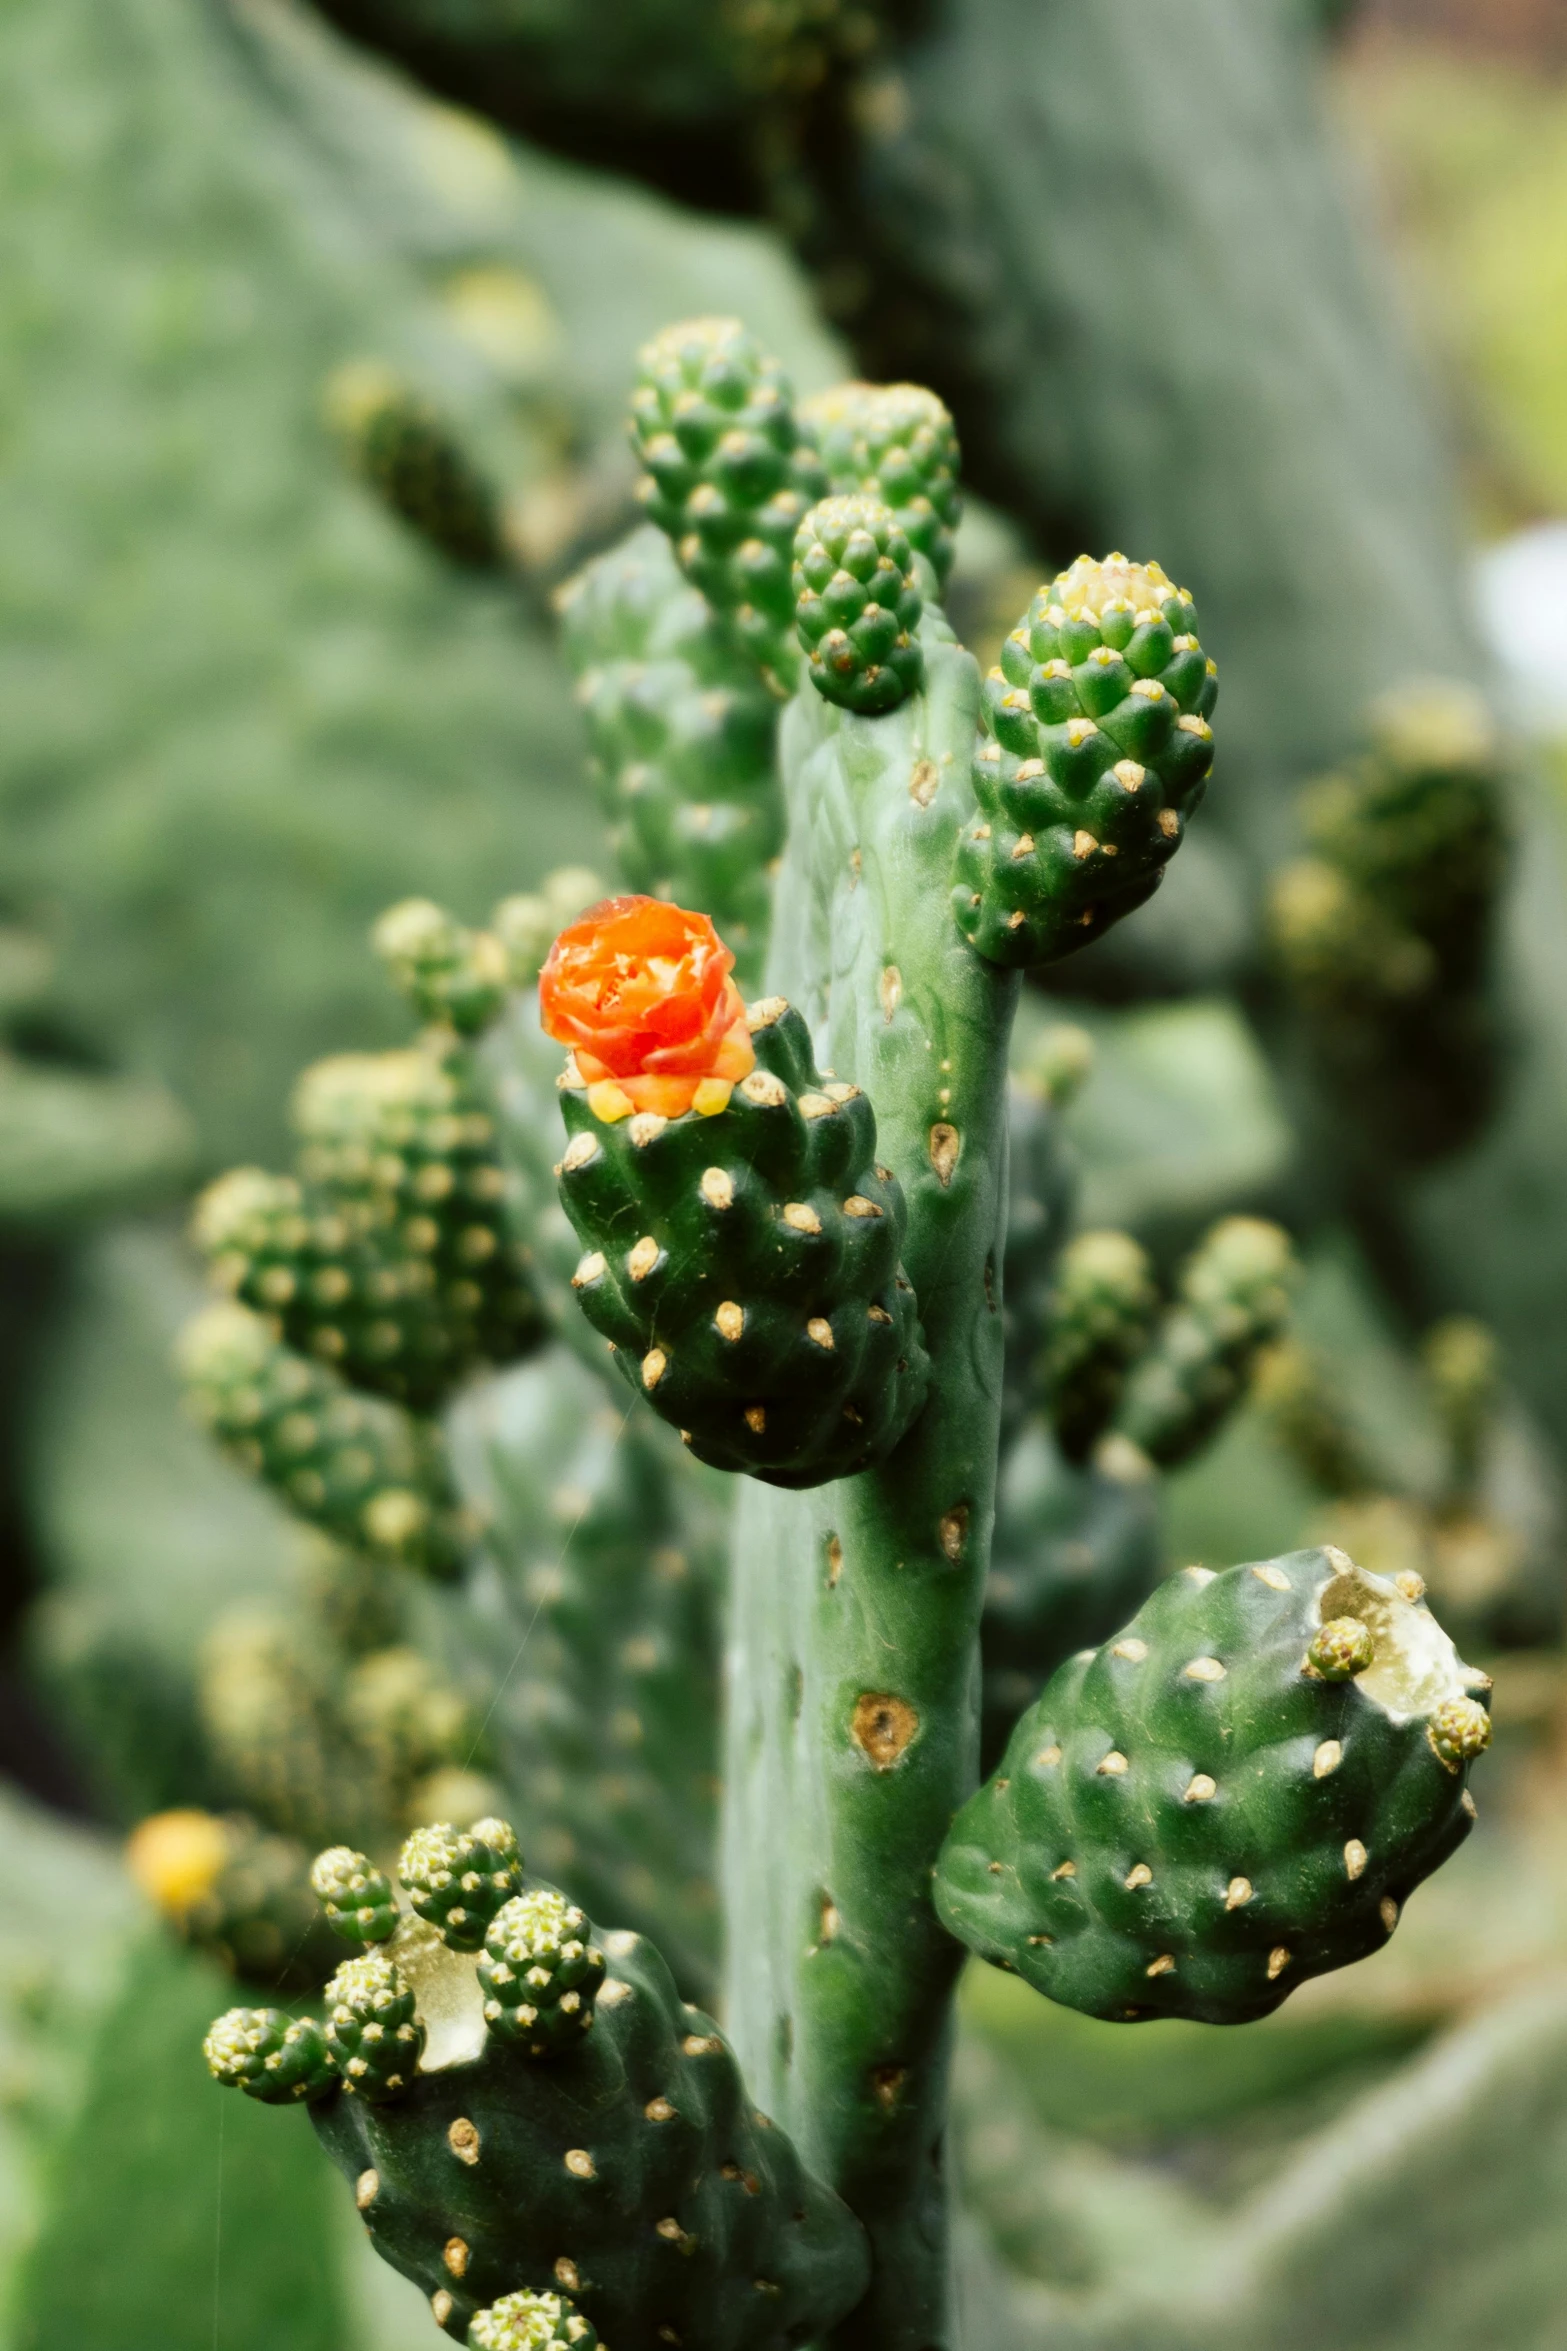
[470,2290,598,2351]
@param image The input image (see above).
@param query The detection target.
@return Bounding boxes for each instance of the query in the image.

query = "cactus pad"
[800,380,962,586]
[324,1951,426,2099]
[399,1820,525,1952]
[178,1301,466,1574]
[470,2290,598,2351]
[309,1913,868,2346]
[792,494,925,714]
[478,1890,607,2055]
[953,555,1217,966]
[204,2006,337,2104]
[312,1847,401,1944]
[628,317,827,686]
[938,1546,1491,2024]
[554,994,929,1484]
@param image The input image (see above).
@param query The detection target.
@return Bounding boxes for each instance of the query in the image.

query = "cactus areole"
[196,320,1493,2351]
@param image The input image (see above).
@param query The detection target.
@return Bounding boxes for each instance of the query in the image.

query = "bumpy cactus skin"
[556,1001,929,1485]
[954,557,1217,967]
[324,1949,426,2099]
[312,1847,400,1944]
[557,527,781,987]
[1115,1216,1297,1467]
[179,1301,466,1575]
[937,1548,1491,2024]
[799,382,962,587]
[629,317,828,686]
[792,494,925,716]
[1040,1229,1158,1462]
[310,1913,870,2346]
[478,1889,607,2054]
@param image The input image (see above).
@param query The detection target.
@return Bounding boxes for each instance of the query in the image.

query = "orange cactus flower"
[539,894,755,1120]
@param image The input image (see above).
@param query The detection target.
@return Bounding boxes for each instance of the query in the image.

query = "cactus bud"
[793,494,925,715]
[311,1847,400,1944]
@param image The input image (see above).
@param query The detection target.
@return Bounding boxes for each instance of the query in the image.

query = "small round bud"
[204,2006,336,2104]
[793,494,924,716]
[469,2288,599,2351]
[398,1817,523,1951]
[310,1847,399,1943]
[323,1952,423,2100]
[1308,1616,1376,1682]
[1428,1696,1492,1771]
[479,1888,606,2057]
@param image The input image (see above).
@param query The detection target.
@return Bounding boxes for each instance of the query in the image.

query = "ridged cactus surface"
[953,558,1217,967]
[791,494,925,716]
[798,380,961,587]
[938,1547,1491,2024]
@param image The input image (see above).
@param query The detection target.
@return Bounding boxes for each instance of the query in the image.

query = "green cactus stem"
[1039,1229,1158,1463]
[204,2006,337,2104]
[629,317,828,689]
[1113,1216,1298,1468]
[799,381,962,589]
[178,1300,468,1576]
[791,494,925,716]
[936,1546,1491,2025]
[720,596,1017,2349]
[312,1847,401,1944]
[478,1889,608,2054]
[953,556,1217,968]
[470,2289,598,2351]
[553,987,929,1486]
[325,362,507,572]
[556,528,781,989]
[324,1949,426,2099]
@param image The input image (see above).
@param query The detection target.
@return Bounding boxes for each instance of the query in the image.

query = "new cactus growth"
[312,1847,400,1944]
[196,319,1495,2350]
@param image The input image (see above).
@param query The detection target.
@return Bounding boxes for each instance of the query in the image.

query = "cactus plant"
[195,321,1493,2350]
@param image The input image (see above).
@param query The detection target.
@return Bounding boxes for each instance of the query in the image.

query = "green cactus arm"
[628,317,827,693]
[1037,1228,1159,1463]
[178,1300,470,1576]
[953,557,1216,969]
[1112,1215,1298,1469]
[555,528,782,991]
[937,1545,1492,2024]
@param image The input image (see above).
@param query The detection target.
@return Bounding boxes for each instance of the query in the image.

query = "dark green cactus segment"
[291,1047,546,1387]
[555,1000,930,1485]
[1039,1229,1158,1463]
[204,2006,337,2105]
[1114,1217,1298,1469]
[628,317,828,687]
[478,1889,607,2055]
[311,1921,869,2346]
[953,554,1217,967]
[312,1847,401,1945]
[327,363,505,572]
[556,527,781,982]
[373,899,512,1037]
[399,1819,524,1952]
[324,1951,425,2099]
[793,494,925,715]
[178,1301,466,1576]
[470,2290,598,2351]
[799,381,962,586]
[937,1546,1491,2025]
